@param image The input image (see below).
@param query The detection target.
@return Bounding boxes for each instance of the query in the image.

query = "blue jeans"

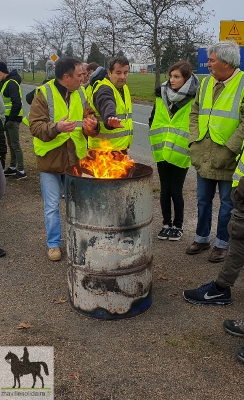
[195,173,233,249]
[40,172,65,248]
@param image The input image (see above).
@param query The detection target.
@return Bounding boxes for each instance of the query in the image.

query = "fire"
[73,141,135,179]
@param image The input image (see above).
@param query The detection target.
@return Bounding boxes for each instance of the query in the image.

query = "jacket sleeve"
[189,88,200,146]
[93,86,117,129]
[29,91,59,141]
[226,98,244,155]
[5,80,22,121]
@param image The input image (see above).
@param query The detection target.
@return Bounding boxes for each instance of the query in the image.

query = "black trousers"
[0,120,7,169]
[157,161,188,229]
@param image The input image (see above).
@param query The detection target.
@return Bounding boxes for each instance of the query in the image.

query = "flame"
[73,141,135,179]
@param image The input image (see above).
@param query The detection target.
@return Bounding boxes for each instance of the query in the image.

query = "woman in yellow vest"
[149,60,199,241]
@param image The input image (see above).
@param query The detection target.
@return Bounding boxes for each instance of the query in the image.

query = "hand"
[108,117,124,128]
[56,115,77,133]
[82,115,98,131]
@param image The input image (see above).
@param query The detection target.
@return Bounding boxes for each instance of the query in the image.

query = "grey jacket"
[189,72,244,181]
[0,93,5,125]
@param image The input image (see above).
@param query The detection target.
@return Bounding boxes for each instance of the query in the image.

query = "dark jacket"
[0,69,22,123]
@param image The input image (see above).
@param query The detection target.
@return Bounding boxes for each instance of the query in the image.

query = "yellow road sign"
[50,53,59,62]
[220,20,244,46]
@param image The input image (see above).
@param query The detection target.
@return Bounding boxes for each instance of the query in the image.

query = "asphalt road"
[21,83,154,162]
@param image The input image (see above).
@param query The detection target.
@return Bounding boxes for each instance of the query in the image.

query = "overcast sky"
[1,0,243,37]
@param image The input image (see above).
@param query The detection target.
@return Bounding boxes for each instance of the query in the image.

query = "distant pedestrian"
[186,41,244,263]
[0,61,27,180]
[149,60,199,241]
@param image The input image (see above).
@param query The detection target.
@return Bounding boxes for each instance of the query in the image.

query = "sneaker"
[183,280,232,305]
[4,167,17,176]
[223,319,244,337]
[168,226,183,241]
[15,171,27,180]
[0,248,6,257]
[157,225,172,240]
[48,247,61,261]
[236,347,244,363]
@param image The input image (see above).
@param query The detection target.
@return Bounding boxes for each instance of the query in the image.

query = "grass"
[21,72,207,103]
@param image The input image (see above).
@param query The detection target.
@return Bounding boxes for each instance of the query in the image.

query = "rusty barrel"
[65,163,153,319]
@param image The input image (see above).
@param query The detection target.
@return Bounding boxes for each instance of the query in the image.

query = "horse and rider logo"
[5,347,49,389]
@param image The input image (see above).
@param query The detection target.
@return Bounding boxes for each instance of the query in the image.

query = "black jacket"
[0,69,22,122]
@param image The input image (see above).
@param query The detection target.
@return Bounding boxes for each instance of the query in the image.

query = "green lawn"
[21,71,206,103]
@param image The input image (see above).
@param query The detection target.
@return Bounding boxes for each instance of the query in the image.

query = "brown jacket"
[29,89,99,173]
[189,70,244,181]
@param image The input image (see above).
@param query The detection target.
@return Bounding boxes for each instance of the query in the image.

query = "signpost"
[220,20,244,46]
[50,53,59,62]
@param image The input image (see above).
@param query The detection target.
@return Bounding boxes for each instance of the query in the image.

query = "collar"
[54,79,69,98]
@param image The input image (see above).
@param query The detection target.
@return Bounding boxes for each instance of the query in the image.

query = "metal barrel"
[65,163,153,320]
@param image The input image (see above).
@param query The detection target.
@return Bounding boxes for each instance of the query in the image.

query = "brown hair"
[168,60,192,81]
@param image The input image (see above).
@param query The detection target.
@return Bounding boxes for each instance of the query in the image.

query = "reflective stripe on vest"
[88,78,133,150]
[33,81,87,158]
[148,97,192,167]
[0,79,23,117]
[232,153,244,187]
[198,73,244,145]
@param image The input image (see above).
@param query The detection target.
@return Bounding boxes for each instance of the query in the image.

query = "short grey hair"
[207,40,240,68]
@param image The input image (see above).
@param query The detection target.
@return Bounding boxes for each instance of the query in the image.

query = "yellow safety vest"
[0,79,23,117]
[85,84,93,104]
[149,97,193,167]
[88,78,133,151]
[198,72,244,145]
[33,80,88,159]
[232,150,244,187]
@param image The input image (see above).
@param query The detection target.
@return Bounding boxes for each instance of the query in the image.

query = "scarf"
[161,73,199,114]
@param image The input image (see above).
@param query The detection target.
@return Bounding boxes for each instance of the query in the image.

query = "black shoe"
[4,167,17,176]
[183,280,232,305]
[168,226,183,241]
[157,225,172,240]
[0,248,6,257]
[236,347,244,362]
[223,319,244,337]
[15,171,27,180]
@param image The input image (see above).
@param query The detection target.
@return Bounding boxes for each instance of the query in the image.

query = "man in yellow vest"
[88,56,133,153]
[186,40,244,263]
[29,57,99,262]
[0,62,26,179]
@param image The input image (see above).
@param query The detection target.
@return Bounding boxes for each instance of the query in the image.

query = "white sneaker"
[48,247,61,261]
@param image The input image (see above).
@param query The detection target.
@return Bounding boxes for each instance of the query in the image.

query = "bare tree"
[0,31,19,60]
[118,0,214,87]
[31,16,71,58]
[55,0,96,61]
[93,0,133,58]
